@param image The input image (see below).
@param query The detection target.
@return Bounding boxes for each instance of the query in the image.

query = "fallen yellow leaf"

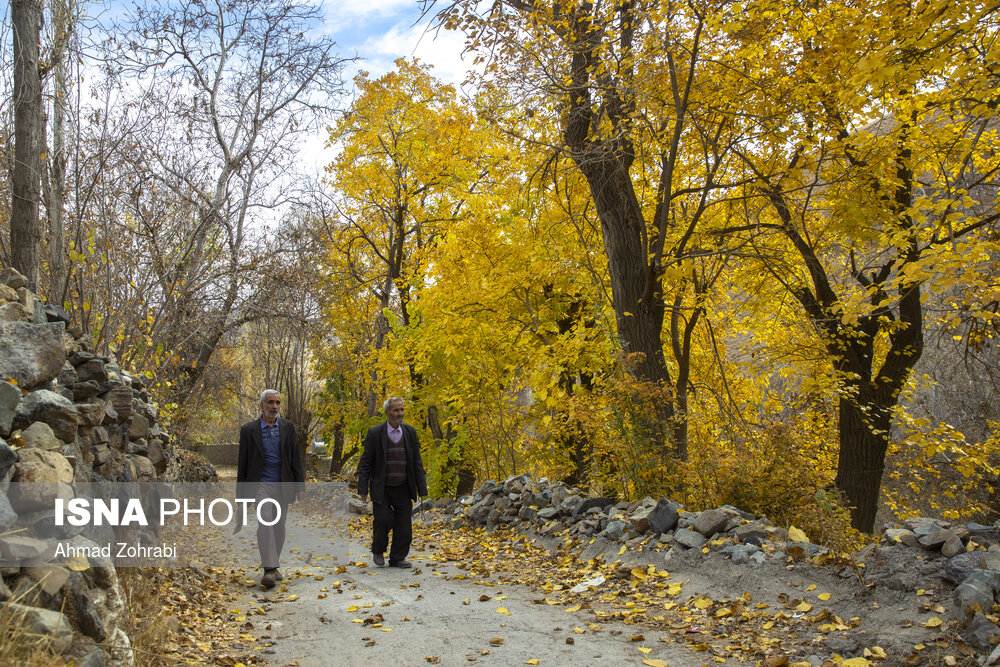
[693,598,712,610]
[787,525,809,543]
[565,605,581,612]
[638,647,652,654]
[525,661,539,666]
[922,617,942,628]
[643,660,669,667]
[817,593,831,601]
[496,607,510,615]
[796,602,813,613]
[839,659,871,667]
[866,646,887,660]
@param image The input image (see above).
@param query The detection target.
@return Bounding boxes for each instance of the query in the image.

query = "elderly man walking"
[237,389,305,589]
[357,397,428,568]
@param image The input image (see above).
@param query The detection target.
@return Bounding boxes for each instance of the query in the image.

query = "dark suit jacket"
[357,422,428,504]
[237,417,305,504]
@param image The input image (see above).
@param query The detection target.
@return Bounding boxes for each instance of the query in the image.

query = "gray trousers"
[256,482,289,570]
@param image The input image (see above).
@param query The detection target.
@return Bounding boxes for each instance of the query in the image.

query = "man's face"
[386,400,404,427]
[261,393,281,423]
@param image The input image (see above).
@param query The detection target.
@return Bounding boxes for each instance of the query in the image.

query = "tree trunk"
[834,395,890,534]
[43,0,72,307]
[575,160,680,458]
[11,0,43,287]
[327,417,358,475]
[579,162,670,386]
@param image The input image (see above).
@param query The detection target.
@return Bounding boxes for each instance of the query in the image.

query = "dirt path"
[215,493,977,667]
[229,513,685,666]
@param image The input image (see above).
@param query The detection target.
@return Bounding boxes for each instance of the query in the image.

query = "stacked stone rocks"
[886,518,1000,652]
[0,267,210,665]
[426,473,1000,652]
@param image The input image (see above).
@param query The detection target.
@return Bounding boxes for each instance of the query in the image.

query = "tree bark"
[835,394,890,533]
[11,0,43,287]
[44,0,72,307]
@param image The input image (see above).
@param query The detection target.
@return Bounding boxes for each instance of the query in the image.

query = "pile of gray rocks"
[0,267,213,665]
[417,473,1000,655]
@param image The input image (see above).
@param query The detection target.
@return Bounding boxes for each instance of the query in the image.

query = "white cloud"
[356,21,474,90]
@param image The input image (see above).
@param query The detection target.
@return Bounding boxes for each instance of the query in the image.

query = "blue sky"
[319,0,471,89]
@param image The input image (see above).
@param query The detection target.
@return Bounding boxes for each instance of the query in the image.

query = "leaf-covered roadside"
[363,516,987,667]
[121,567,258,666]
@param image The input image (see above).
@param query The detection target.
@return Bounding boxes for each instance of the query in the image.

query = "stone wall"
[0,267,216,665]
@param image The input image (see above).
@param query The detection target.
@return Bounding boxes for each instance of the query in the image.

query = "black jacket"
[357,422,428,503]
[237,417,305,503]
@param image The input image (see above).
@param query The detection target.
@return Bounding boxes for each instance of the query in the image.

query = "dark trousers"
[256,483,289,570]
[372,483,413,563]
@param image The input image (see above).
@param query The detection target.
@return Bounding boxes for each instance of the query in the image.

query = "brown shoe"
[261,570,277,589]
[273,569,283,581]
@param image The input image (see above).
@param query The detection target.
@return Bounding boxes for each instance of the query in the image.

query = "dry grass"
[0,581,65,667]
[118,568,182,666]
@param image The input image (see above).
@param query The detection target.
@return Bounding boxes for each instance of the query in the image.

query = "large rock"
[24,565,71,596]
[75,401,107,428]
[20,421,62,450]
[629,507,653,533]
[0,535,49,561]
[9,449,75,511]
[649,500,680,534]
[945,551,989,585]
[0,438,17,479]
[955,577,996,621]
[3,603,73,653]
[0,322,66,389]
[693,508,731,537]
[74,358,108,384]
[14,390,78,443]
[100,384,132,423]
[673,528,708,549]
[71,380,101,401]
[0,492,17,531]
[0,267,28,290]
[573,497,614,516]
[942,534,966,558]
[43,304,71,325]
[146,438,167,475]
[0,380,21,436]
[15,448,73,483]
[735,520,769,543]
[131,455,156,481]
[128,413,149,441]
[69,572,108,641]
[0,302,32,322]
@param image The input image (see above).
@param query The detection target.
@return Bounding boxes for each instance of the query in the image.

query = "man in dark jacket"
[357,397,428,568]
[237,389,305,589]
